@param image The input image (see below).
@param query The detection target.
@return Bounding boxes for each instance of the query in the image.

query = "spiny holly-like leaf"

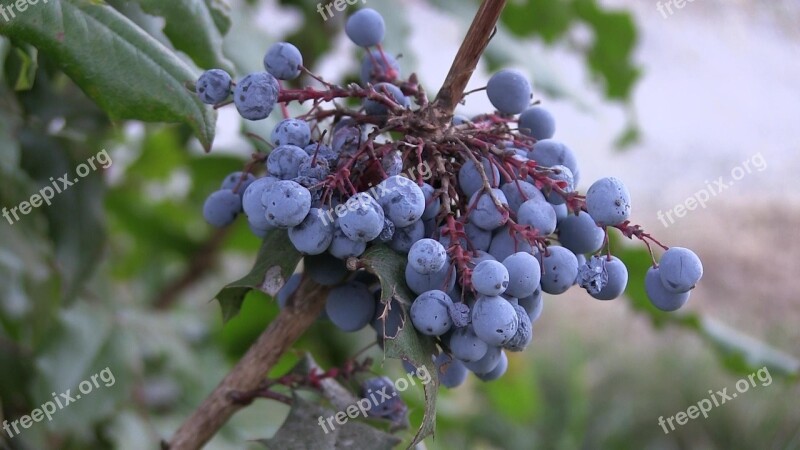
[134,0,234,72]
[615,243,800,380]
[257,395,402,450]
[0,0,216,150]
[359,245,439,447]
[215,229,302,322]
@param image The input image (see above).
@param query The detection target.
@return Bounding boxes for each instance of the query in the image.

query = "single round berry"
[325,282,375,332]
[263,42,303,80]
[203,189,241,227]
[586,177,632,226]
[271,119,311,147]
[471,260,510,296]
[233,72,280,121]
[261,180,311,228]
[540,246,579,295]
[410,290,454,336]
[486,69,532,114]
[502,252,541,298]
[471,295,517,346]
[519,106,556,140]
[288,208,334,255]
[408,238,447,275]
[659,247,703,293]
[345,8,386,47]
[196,69,232,104]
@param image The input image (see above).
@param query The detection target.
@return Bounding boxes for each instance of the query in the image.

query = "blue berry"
[449,325,488,363]
[502,252,541,298]
[326,281,375,332]
[233,72,280,121]
[517,198,557,236]
[519,106,556,140]
[329,225,367,259]
[288,208,334,255]
[242,176,277,229]
[345,8,385,47]
[267,145,308,180]
[263,42,303,80]
[475,351,508,381]
[558,211,605,255]
[390,220,425,254]
[486,69,532,114]
[305,252,348,286]
[435,353,468,388]
[459,158,500,198]
[271,119,311,147]
[408,238,447,274]
[261,180,311,228]
[377,175,425,227]
[338,193,385,242]
[471,295,517,346]
[471,260,510,296]
[410,290,454,336]
[645,266,690,311]
[196,69,231,104]
[540,246,578,295]
[586,177,632,226]
[220,171,256,198]
[203,189,241,227]
[527,139,580,185]
[659,247,703,293]
[587,256,628,301]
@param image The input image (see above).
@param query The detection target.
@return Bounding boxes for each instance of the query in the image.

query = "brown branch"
[166,276,330,450]
[153,228,230,310]
[432,0,508,117]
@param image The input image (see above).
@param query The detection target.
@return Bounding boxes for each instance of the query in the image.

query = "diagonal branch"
[432,0,508,117]
[166,277,330,450]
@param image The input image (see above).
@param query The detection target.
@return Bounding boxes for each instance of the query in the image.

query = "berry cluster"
[195,8,703,388]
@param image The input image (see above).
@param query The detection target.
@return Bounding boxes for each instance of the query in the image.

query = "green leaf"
[204,0,232,35]
[257,395,402,450]
[134,0,234,72]
[215,229,302,322]
[30,303,135,432]
[497,0,641,102]
[8,44,38,91]
[502,0,574,43]
[0,0,216,150]
[17,133,106,304]
[573,0,641,100]
[359,245,439,447]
